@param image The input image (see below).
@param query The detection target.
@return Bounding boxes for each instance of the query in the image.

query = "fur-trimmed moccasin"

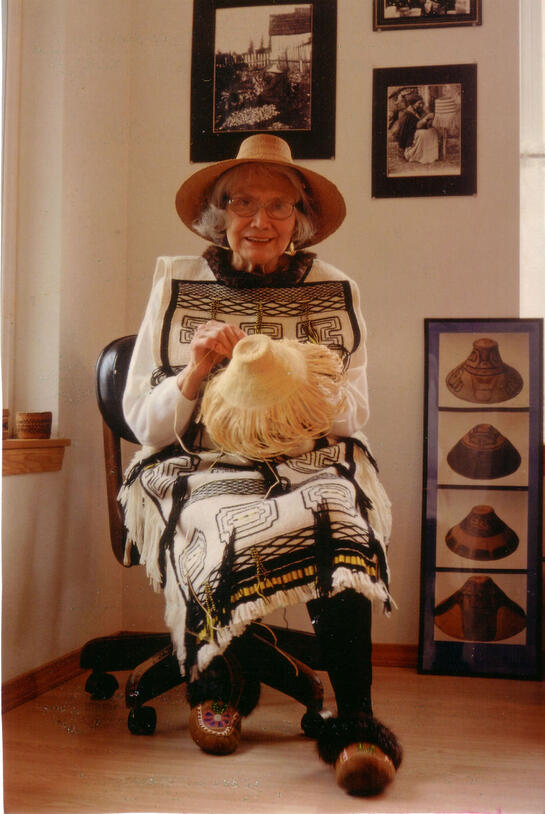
[187,650,260,756]
[317,714,402,795]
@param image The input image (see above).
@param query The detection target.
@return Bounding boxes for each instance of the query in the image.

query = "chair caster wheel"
[128,706,157,735]
[301,708,332,738]
[85,671,119,700]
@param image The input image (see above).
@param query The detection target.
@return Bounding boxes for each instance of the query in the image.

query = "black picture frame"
[372,64,477,198]
[419,319,543,680]
[373,0,482,31]
[190,0,337,162]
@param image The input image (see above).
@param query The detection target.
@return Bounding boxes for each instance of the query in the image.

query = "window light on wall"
[520,0,545,319]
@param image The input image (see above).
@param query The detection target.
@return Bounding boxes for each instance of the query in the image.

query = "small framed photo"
[372,63,477,198]
[419,319,543,679]
[190,0,337,162]
[373,0,482,31]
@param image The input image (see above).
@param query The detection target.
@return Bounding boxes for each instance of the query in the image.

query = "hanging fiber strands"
[199,334,346,460]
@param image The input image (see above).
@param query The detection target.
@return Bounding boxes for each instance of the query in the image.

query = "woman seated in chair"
[120,134,402,796]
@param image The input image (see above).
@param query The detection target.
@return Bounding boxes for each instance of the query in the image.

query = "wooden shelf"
[2,438,71,475]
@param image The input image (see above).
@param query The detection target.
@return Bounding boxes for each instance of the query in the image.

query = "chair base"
[81,626,327,736]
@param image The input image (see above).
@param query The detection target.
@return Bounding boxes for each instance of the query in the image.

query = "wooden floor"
[3,665,545,814]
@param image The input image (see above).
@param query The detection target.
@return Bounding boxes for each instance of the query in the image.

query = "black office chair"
[80,335,328,736]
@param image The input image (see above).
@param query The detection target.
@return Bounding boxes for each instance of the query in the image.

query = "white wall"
[2,0,132,680]
[2,0,521,680]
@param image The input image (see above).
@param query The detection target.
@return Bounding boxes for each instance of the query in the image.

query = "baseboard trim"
[1,640,419,714]
[2,648,84,714]
[372,643,418,668]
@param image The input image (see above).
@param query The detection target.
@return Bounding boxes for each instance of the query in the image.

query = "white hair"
[193,163,317,248]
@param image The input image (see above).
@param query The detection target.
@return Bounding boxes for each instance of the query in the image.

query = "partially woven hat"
[199,334,346,460]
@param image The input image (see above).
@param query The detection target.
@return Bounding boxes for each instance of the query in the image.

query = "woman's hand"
[177,320,246,400]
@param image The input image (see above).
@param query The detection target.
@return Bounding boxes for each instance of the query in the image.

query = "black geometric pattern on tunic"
[300,480,356,515]
[284,443,342,474]
[159,262,361,375]
[173,279,352,318]
[144,459,201,500]
[177,528,207,588]
[186,477,269,504]
[295,315,344,345]
[179,314,210,344]
[239,321,284,339]
[215,499,280,544]
[151,365,184,387]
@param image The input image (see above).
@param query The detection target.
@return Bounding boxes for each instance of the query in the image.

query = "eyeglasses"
[227,196,296,220]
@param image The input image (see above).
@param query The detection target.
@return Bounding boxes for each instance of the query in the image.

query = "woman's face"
[225,172,297,274]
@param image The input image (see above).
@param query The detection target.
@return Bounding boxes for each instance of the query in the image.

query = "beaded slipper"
[188,700,241,755]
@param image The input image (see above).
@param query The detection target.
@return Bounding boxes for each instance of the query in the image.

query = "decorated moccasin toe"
[317,714,402,796]
[189,700,241,755]
[335,742,396,796]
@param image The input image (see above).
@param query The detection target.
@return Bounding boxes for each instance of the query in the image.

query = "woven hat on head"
[175,134,346,248]
[199,334,346,460]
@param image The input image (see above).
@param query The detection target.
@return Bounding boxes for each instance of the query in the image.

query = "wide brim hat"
[434,576,526,642]
[199,334,345,460]
[446,423,521,480]
[175,134,346,248]
[446,337,523,404]
[445,504,519,561]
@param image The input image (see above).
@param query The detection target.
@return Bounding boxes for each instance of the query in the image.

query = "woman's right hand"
[177,320,246,399]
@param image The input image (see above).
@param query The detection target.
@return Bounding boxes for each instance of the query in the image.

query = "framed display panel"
[373,0,482,31]
[372,64,477,198]
[419,319,543,679]
[190,0,337,162]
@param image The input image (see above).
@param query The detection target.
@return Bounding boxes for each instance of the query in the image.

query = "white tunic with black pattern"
[119,252,392,679]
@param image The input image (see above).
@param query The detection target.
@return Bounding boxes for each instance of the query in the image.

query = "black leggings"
[188,589,373,720]
[307,589,373,718]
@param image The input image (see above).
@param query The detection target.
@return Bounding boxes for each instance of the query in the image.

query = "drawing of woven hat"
[445,505,519,561]
[434,576,526,641]
[446,424,521,479]
[199,334,345,460]
[446,337,523,404]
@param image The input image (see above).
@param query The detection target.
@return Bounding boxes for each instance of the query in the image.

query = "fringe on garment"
[352,432,393,553]
[192,573,392,677]
[118,433,395,679]
[118,451,166,589]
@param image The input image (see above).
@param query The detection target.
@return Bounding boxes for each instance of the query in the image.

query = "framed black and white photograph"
[190,0,337,162]
[419,319,543,679]
[372,64,477,198]
[373,0,482,31]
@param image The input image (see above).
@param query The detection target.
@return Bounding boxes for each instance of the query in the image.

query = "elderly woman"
[120,134,401,796]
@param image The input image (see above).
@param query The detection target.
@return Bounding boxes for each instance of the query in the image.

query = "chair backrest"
[96,335,139,565]
[96,335,139,444]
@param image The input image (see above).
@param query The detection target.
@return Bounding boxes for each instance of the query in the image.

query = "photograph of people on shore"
[213,4,313,133]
